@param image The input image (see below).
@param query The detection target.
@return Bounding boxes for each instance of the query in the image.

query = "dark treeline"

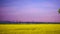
[0,21,60,24]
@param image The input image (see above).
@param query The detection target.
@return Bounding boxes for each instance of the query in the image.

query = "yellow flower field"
[0,24,60,34]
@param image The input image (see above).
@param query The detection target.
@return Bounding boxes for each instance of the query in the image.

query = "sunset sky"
[0,0,60,22]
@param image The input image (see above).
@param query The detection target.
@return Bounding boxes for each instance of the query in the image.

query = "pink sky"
[0,0,60,22]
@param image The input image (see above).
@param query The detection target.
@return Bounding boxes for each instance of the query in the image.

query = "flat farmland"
[0,24,60,34]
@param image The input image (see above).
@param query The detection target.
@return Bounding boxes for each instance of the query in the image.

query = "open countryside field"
[0,24,60,34]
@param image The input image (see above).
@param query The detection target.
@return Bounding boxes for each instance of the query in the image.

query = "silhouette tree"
[58,9,60,13]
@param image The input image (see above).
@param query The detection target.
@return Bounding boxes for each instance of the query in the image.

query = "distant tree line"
[0,21,60,24]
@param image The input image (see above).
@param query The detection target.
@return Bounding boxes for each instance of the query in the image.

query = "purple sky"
[0,0,60,22]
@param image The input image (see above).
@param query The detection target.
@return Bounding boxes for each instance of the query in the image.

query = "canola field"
[0,24,60,34]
